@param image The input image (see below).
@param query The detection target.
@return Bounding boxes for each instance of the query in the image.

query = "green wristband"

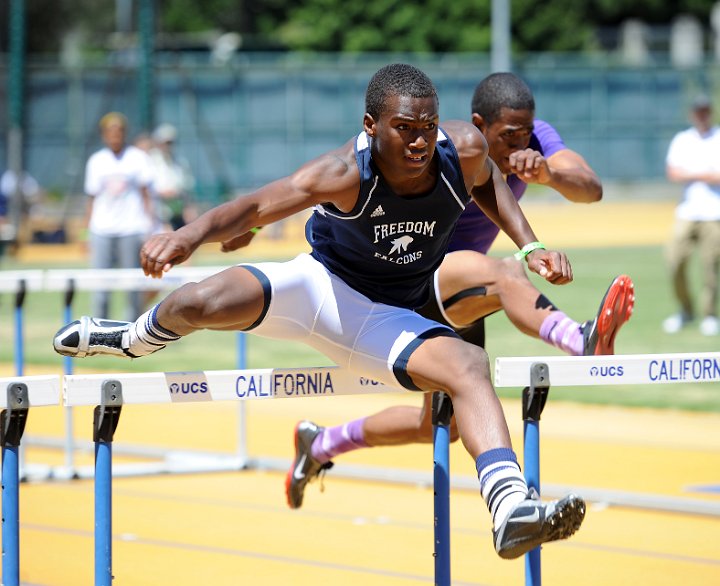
[250,227,263,234]
[514,241,546,261]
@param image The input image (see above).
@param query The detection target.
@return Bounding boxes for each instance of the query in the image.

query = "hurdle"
[2,266,254,480]
[494,351,720,586]
[43,267,229,480]
[64,366,459,586]
[0,374,61,586]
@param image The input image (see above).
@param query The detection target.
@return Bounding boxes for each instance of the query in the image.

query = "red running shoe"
[582,275,635,355]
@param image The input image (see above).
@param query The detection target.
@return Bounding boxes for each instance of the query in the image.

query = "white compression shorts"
[239,253,458,391]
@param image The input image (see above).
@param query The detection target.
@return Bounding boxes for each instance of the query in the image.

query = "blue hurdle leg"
[432,392,453,586]
[2,446,21,586]
[95,441,113,586]
[14,280,26,377]
[523,419,541,586]
[64,281,77,475]
[93,381,123,586]
[1,383,29,586]
[63,281,75,377]
[521,362,550,586]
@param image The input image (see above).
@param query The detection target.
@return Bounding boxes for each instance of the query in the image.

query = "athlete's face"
[472,107,534,175]
[364,94,439,181]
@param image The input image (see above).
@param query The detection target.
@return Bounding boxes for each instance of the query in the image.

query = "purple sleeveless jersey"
[447,119,566,254]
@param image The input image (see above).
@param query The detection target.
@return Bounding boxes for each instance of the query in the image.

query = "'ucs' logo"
[169,381,208,393]
[589,366,624,377]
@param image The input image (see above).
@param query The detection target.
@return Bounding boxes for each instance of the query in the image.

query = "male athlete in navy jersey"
[53,63,585,560]
[286,73,634,513]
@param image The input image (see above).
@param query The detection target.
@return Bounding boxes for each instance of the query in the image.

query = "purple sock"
[310,418,369,464]
[539,311,583,356]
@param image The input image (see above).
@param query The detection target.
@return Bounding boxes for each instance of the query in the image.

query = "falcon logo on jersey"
[389,235,413,255]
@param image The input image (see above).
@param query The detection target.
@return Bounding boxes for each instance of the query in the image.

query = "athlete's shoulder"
[440,120,487,156]
[532,119,566,156]
[533,119,560,139]
[439,120,488,182]
[304,137,358,184]
[290,137,360,208]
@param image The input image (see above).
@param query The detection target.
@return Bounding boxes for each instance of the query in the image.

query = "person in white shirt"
[84,112,155,320]
[663,95,720,336]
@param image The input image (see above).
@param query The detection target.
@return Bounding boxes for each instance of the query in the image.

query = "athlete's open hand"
[140,231,198,278]
[508,149,552,185]
[525,248,573,285]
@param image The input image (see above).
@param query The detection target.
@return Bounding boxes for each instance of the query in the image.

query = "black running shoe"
[493,489,586,560]
[285,420,334,509]
[53,316,136,358]
[582,274,635,355]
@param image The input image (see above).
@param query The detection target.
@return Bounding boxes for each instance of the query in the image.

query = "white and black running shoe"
[493,489,586,560]
[53,316,136,359]
[285,420,334,509]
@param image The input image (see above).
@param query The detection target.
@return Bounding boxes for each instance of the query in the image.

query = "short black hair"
[471,72,535,124]
[365,63,438,119]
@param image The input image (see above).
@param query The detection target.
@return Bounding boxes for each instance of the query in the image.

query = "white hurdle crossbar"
[494,351,720,586]
[43,266,231,293]
[63,366,394,406]
[495,351,720,387]
[0,375,61,586]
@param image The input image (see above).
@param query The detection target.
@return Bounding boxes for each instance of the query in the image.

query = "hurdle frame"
[0,375,61,586]
[63,366,458,585]
[494,351,720,586]
[3,267,257,481]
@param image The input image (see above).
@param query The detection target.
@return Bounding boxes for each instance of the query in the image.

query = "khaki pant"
[665,218,720,318]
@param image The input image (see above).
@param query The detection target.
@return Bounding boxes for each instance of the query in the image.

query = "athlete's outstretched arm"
[470,158,539,248]
[444,120,573,285]
[140,142,360,277]
[510,147,602,203]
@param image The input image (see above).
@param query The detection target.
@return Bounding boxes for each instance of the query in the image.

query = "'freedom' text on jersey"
[373,221,436,243]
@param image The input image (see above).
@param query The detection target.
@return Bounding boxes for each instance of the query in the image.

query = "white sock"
[125,304,180,357]
[477,449,529,528]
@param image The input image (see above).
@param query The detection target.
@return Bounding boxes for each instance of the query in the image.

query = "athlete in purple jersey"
[286,73,633,514]
[450,119,574,255]
[52,64,588,559]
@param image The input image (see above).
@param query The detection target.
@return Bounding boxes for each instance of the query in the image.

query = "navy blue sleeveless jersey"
[307,129,471,309]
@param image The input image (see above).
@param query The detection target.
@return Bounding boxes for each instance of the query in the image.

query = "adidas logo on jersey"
[370,205,385,218]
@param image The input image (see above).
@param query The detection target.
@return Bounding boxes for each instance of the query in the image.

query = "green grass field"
[1,243,718,412]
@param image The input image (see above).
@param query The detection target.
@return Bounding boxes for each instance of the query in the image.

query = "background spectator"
[663,94,720,336]
[84,111,155,320]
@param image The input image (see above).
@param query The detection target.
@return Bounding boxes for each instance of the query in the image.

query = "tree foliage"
[3,0,720,55]
[276,0,492,52]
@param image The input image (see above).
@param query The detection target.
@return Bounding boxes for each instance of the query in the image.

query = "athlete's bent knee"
[168,280,222,327]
